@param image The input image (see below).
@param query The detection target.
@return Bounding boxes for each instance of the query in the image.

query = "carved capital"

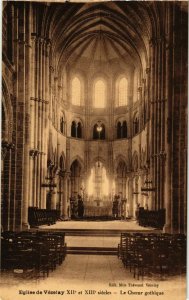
[1,141,15,160]
[159,151,167,160]
[29,149,40,158]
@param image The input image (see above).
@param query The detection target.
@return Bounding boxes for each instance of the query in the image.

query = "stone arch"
[70,158,84,199]
[91,117,107,127]
[117,161,127,176]
[59,152,66,170]
[133,111,139,135]
[70,117,84,125]
[115,115,128,124]
[70,117,84,138]
[115,117,128,139]
[114,155,127,199]
[93,122,105,140]
[70,159,82,176]
[70,155,84,171]
[91,118,106,139]
[114,155,127,172]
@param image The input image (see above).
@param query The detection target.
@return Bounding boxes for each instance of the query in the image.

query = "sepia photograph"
[0,1,188,300]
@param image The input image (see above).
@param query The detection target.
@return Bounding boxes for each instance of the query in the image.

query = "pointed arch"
[70,156,84,171]
[70,157,84,199]
[71,121,77,137]
[114,155,127,172]
[71,118,83,139]
[59,152,66,170]
[93,122,105,140]
[117,160,127,177]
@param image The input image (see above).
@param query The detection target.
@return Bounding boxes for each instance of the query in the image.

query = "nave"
[1,220,186,300]
[1,2,187,299]
[1,246,186,300]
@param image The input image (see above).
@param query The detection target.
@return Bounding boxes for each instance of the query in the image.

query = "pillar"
[63,173,69,218]
[22,4,32,229]
[163,4,174,233]
[14,4,26,230]
[128,177,133,218]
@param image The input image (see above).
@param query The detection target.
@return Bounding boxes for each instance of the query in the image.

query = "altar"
[84,200,112,217]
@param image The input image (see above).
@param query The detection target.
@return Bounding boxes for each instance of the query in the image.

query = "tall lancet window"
[118,77,128,106]
[72,76,81,106]
[94,80,106,108]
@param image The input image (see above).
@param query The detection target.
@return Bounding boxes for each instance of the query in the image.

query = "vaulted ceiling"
[36,2,165,72]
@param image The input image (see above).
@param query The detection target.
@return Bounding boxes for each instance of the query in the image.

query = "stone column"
[37,38,43,208]
[63,173,69,218]
[149,38,156,210]
[9,7,18,231]
[1,145,12,231]
[29,34,36,208]
[14,4,26,230]
[58,177,63,216]
[40,38,46,209]
[22,4,33,229]
[34,37,39,207]
[163,5,173,233]
[42,39,51,209]
[29,152,35,207]
[160,39,166,209]
[128,177,133,218]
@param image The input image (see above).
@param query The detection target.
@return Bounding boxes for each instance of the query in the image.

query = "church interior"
[1,1,187,297]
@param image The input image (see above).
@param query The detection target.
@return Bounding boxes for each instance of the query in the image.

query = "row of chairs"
[28,207,60,227]
[138,208,165,229]
[118,232,186,280]
[1,230,67,279]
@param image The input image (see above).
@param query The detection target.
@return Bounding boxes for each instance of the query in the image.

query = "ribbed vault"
[36,2,164,73]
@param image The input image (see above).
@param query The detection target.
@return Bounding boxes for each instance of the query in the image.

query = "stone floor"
[40,219,156,231]
[0,255,186,300]
[41,220,159,248]
[66,236,119,247]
